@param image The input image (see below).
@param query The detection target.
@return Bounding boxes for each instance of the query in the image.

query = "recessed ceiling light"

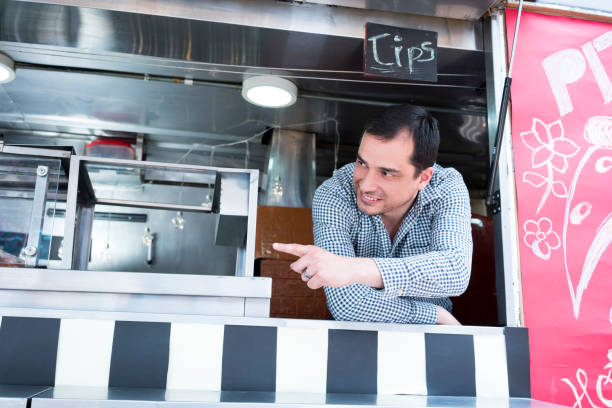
[0,53,15,84]
[242,75,297,108]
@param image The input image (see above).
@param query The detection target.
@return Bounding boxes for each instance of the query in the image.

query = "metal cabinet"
[0,145,269,318]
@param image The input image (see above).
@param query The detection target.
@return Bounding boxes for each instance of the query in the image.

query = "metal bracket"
[24,165,49,267]
[135,133,144,161]
[485,76,512,216]
[488,190,501,215]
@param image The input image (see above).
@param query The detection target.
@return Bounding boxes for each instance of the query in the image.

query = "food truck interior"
[0,0,511,327]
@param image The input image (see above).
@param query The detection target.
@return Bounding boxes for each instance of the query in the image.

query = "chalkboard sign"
[364,22,438,82]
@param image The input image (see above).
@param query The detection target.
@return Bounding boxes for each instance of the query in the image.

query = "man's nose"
[359,169,377,192]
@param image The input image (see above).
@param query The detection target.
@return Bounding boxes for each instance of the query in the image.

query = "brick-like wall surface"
[260,259,330,320]
[255,206,313,260]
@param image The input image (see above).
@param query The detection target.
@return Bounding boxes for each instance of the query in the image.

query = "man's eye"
[357,160,366,167]
[382,171,392,177]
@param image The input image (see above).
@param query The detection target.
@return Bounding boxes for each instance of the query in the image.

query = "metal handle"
[142,227,155,265]
[485,76,512,212]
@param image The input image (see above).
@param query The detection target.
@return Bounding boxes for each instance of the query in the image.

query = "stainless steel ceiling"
[305,0,498,21]
[16,0,486,47]
[0,0,489,192]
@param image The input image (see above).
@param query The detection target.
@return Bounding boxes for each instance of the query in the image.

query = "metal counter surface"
[29,387,569,408]
[0,306,505,335]
[0,268,271,317]
[0,385,51,408]
[0,268,271,298]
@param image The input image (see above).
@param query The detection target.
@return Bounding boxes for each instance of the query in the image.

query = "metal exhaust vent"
[264,129,316,208]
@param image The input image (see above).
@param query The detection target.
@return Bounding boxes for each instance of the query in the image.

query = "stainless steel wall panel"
[217,172,249,217]
[263,129,316,208]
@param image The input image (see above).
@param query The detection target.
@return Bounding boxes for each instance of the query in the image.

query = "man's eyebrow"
[356,154,400,173]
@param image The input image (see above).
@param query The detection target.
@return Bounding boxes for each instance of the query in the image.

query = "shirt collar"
[414,164,443,210]
[417,181,441,208]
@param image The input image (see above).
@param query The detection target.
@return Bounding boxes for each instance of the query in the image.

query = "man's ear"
[417,167,434,190]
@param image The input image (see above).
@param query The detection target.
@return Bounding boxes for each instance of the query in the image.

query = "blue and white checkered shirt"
[313,162,472,324]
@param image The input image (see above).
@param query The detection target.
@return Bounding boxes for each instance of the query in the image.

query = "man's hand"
[436,306,461,325]
[272,243,382,289]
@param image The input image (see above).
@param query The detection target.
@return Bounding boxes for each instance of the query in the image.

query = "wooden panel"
[259,259,329,320]
[255,206,313,260]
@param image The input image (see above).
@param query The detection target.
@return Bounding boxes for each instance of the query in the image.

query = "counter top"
[0,268,271,298]
[29,387,569,408]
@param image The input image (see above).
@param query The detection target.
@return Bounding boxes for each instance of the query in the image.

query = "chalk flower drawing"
[521,118,580,213]
[563,117,612,318]
[523,217,561,260]
[520,117,612,317]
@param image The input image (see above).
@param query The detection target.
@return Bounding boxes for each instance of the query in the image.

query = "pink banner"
[506,9,612,407]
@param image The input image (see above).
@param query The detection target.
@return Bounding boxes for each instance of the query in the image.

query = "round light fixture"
[0,53,15,84]
[242,75,297,108]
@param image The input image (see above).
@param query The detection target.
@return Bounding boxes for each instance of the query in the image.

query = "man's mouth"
[360,192,382,204]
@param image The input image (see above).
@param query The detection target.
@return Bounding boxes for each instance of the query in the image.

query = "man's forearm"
[372,249,470,298]
[436,306,461,325]
[349,257,384,288]
[324,285,439,324]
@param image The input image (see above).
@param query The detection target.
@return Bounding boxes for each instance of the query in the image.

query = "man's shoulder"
[314,163,356,205]
[431,164,466,188]
[428,164,469,203]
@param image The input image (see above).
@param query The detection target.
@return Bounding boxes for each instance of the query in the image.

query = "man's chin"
[356,200,382,215]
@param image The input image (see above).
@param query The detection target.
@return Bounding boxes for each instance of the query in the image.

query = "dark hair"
[363,104,440,176]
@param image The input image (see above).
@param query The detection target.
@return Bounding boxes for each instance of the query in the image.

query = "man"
[274,104,472,325]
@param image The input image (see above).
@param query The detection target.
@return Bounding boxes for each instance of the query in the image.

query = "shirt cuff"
[412,301,438,325]
[373,257,412,298]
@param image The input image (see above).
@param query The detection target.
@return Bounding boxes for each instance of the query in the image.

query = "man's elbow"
[455,269,471,296]
[447,260,471,297]
[437,252,471,297]
[327,295,357,321]
[325,287,365,321]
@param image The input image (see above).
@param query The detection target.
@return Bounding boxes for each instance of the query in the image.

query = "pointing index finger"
[272,243,310,258]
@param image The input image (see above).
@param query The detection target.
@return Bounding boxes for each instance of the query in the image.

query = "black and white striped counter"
[0,308,535,405]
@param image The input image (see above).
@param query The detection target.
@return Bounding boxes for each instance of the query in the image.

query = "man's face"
[353,131,433,221]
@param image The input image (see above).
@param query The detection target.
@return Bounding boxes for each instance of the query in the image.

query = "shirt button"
[397,289,403,296]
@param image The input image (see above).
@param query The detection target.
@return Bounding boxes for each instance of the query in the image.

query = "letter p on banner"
[542,49,586,117]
